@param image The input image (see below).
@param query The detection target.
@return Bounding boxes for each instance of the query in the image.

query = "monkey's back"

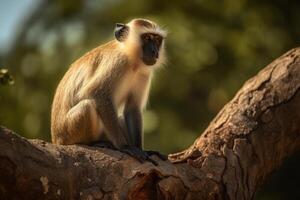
[50,41,128,143]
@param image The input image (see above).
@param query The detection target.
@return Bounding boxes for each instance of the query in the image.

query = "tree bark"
[1,48,300,200]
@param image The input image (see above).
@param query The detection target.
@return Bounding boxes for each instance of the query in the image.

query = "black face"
[141,33,163,66]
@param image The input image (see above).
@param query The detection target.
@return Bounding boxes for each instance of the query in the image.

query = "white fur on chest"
[113,66,152,110]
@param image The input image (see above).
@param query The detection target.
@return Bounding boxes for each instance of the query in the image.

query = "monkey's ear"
[114,23,129,42]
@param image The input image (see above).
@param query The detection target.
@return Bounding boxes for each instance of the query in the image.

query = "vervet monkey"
[51,18,167,164]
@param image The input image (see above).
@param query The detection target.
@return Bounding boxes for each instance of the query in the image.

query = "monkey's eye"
[154,36,162,46]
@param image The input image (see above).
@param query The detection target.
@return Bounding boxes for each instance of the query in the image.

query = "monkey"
[51,18,167,164]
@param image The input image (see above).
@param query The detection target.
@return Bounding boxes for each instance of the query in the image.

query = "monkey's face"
[114,19,166,66]
[140,33,163,66]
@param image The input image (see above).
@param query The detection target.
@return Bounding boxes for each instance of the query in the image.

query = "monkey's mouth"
[143,57,157,66]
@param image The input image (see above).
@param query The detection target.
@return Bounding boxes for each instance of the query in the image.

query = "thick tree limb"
[1,48,300,200]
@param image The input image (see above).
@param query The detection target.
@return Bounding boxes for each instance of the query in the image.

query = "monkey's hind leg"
[63,99,101,144]
[89,116,127,149]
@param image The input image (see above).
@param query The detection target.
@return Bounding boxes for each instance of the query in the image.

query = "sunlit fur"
[51,18,166,147]
[121,18,167,69]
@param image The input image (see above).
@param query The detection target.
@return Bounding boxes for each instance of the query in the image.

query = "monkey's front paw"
[146,150,168,161]
[120,146,158,165]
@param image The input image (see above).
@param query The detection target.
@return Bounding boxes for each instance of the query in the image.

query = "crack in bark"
[220,155,230,200]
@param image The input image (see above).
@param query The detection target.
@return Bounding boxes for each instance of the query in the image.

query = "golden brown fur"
[51,19,166,148]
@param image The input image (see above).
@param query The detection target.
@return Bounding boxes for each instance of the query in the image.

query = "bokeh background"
[1,0,300,199]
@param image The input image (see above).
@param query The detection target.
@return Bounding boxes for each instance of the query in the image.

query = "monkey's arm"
[94,91,160,164]
[94,91,129,148]
[124,94,167,161]
[124,95,142,148]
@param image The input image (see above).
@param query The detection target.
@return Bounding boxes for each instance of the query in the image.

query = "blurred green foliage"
[0,0,300,199]
[0,69,14,85]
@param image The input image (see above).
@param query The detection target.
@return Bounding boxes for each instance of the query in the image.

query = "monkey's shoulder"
[72,40,128,69]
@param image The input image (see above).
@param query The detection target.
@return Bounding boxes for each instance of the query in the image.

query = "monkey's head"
[114,18,167,66]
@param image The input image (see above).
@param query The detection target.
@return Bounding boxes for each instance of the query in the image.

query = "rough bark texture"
[1,48,300,200]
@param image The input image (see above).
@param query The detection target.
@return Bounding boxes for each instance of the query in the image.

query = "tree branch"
[1,48,300,200]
